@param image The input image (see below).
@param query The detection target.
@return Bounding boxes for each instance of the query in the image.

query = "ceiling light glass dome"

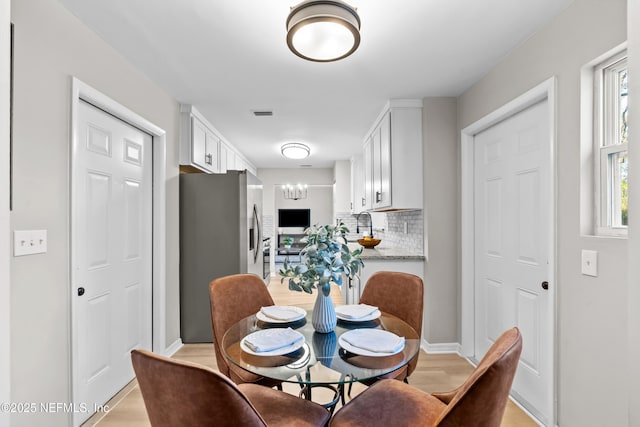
[286,0,361,62]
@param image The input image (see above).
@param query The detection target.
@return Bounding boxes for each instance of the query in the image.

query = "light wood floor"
[85,277,537,426]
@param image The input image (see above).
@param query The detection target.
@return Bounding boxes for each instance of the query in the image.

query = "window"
[594,50,628,235]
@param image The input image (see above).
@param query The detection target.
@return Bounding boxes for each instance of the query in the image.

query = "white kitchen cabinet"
[180,106,220,173]
[350,152,365,214]
[371,112,391,209]
[350,259,424,304]
[333,160,351,216]
[180,104,257,174]
[361,100,423,211]
[341,274,360,305]
[363,137,373,211]
[219,142,229,173]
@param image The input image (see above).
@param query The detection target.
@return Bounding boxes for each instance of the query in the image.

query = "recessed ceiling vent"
[252,110,274,117]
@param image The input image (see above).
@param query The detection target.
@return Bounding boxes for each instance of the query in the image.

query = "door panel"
[474,99,551,424]
[74,100,152,425]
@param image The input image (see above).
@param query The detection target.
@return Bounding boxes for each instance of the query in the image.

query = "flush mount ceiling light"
[286,0,361,62]
[281,142,310,159]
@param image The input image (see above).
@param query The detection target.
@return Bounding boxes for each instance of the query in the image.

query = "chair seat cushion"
[331,379,446,427]
[239,383,330,427]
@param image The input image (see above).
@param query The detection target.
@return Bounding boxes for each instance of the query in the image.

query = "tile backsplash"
[336,210,423,255]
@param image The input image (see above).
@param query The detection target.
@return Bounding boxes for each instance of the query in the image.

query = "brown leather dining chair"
[348,271,424,396]
[331,327,523,427]
[209,273,281,388]
[131,349,330,427]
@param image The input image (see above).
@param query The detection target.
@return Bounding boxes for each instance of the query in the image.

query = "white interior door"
[473,99,552,425]
[73,100,152,425]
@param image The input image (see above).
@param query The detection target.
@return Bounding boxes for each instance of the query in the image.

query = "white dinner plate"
[336,309,381,322]
[256,306,306,323]
[338,330,405,357]
[240,330,305,356]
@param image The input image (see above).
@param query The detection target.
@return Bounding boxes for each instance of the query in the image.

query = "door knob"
[541,281,549,290]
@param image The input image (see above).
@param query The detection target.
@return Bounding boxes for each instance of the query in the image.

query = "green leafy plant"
[282,236,294,246]
[279,222,364,296]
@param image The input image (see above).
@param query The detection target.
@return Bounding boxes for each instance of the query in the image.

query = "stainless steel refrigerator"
[179,170,264,343]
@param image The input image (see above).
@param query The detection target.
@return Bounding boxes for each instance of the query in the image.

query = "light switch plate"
[581,250,598,277]
[14,230,48,256]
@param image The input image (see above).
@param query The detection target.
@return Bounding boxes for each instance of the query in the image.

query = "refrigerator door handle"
[252,204,261,263]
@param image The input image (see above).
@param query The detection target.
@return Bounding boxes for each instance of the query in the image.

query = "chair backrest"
[131,349,267,427]
[436,327,523,427]
[209,273,274,377]
[359,271,424,375]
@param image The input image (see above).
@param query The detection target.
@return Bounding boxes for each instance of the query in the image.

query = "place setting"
[256,305,307,327]
[335,304,381,328]
[337,328,406,368]
[239,326,308,367]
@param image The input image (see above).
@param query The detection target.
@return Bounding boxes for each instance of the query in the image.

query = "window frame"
[594,50,628,237]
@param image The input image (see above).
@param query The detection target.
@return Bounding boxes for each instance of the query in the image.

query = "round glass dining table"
[222,304,420,411]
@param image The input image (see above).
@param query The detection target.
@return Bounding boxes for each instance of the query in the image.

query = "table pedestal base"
[299,383,345,414]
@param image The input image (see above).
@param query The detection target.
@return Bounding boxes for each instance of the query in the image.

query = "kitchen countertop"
[347,242,425,260]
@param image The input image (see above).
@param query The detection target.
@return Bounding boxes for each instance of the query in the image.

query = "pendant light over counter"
[286,0,361,62]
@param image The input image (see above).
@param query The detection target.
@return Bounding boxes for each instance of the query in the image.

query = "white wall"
[422,97,459,343]
[627,0,640,424]
[0,0,11,425]
[10,0,181,425]
[457,0,627,425]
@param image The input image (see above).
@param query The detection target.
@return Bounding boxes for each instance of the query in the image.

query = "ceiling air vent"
[252,110,273,117]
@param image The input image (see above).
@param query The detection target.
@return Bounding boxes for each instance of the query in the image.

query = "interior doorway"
[461,78,556,426]
[70,78,167,426]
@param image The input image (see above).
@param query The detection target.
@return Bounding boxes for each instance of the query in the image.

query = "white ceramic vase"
[312,288,337,333]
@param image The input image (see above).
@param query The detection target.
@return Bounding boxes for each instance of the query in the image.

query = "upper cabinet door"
[360,100,423,211]
[189,115,218,173]
[373,112,391,209]
[179,104,256,174]
[350,152,364,214]
[191,116,210,171]
[363,137,373,211]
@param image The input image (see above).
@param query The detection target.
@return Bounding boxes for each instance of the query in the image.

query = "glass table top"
[222,305,420,386]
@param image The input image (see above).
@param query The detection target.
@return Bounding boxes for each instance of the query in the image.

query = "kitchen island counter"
[348,243,425,261]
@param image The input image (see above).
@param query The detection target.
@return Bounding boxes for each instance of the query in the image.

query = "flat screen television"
[278,209,310,228]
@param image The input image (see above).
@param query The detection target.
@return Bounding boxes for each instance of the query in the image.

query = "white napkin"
[260,306,303,321]
[335,304,378,319]
[243,327,304,353]
[342,329,405,353]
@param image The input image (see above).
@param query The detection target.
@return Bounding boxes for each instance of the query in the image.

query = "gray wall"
[457,0,628,425]
[628,0,640,424]
[1,1,11,425]
[10,0,181,425]
[422,98,459,344]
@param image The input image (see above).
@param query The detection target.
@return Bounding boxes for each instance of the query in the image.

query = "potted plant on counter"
[279,222,364,333]
[282,236,294,248]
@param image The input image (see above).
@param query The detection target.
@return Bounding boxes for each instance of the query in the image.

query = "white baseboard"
[163,338,183,357]
[421,338,461,354]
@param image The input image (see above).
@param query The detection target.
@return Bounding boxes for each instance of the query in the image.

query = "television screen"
[278,209,310,228]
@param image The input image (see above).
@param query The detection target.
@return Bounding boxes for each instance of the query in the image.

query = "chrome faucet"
[355,211,373,237]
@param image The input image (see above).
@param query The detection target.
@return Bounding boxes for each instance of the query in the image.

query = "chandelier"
[282,184,308,200]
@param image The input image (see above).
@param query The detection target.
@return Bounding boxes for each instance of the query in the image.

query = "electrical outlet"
[581,250,598,277]
[13,230,48,256]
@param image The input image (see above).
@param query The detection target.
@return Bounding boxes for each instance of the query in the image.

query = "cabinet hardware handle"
[78,287,85,296]
[375,191,382,203]
[205,154,213,165]
[541,281,549,290]
[361,198,366,206]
